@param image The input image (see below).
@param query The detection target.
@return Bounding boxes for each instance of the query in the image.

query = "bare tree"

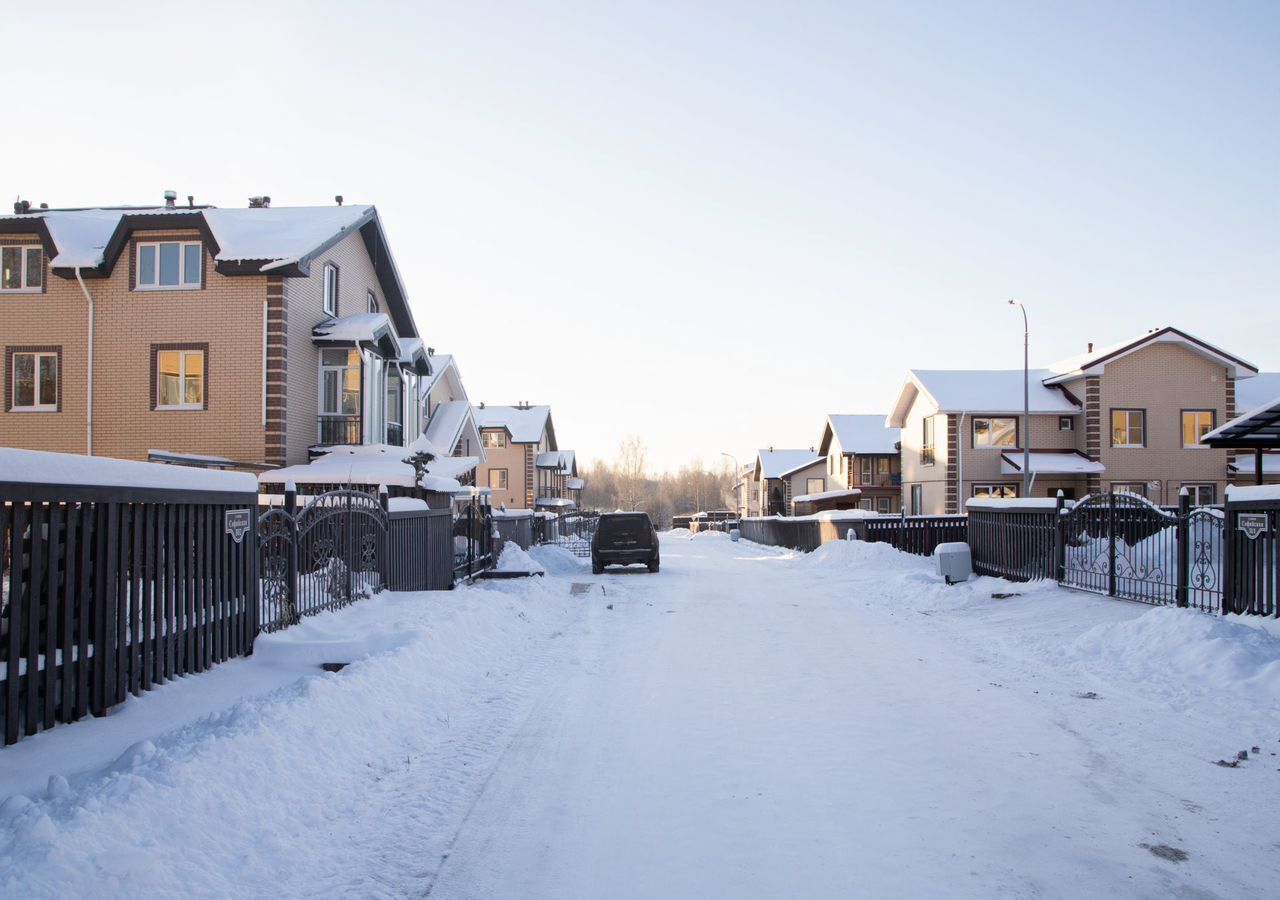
[616,435,649,511]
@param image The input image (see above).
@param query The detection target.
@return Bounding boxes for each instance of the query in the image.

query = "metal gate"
[541,514,599,558]
[1059,492,1223,611]
[258,490,386,632]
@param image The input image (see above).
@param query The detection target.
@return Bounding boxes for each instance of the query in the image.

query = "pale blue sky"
[6,1,1277,472]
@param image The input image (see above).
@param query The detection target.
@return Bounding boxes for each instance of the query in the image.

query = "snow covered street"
[3,533,1280,898]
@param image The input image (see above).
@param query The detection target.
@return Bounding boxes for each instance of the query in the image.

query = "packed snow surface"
[2,536,1277,898]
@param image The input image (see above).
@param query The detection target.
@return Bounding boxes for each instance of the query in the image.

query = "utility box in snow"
[729,528,740,542]
[935,542,972,585]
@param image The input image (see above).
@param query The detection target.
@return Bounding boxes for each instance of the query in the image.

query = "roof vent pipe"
[163,190,177,208]
[335,195,344,206]
[187,195,194,209]
[13,199,30,214]
[248,195,271,208]
[1087,342,1093,353]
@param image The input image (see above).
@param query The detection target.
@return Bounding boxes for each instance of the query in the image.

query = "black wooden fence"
[2,480,259,746]
[494,513,536,550]
[387,507,454,591]
[740,515,964,556]
[967,505,1060,582]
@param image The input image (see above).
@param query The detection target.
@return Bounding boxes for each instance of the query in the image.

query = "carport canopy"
[1203,395,1280,485]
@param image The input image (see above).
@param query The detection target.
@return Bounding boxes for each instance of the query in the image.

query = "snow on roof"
[889,369,1078,425]
[535,451,564,468]
[1237,373,1280,412]
[824,415,899,454]
[312,312,395,347]
[425,400,472,453]
[557,450,577,475]
[258,441,451,490]
[0,448,257,493]
[1000,451,1105,475]
[1226,484,1280,503]
[473,405,552,444]
[1044,326,1256,383]
[426,455,480,480]
[757,449,822,479]
[965,497,1066,511]
[8,204,376,270]
[535,497,577,508]
[792,488,863,504]
[567,477,585,490]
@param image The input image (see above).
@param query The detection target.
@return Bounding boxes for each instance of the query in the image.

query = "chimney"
[12,199,31,214]
[248,195,271,208]
[38,202,48,210]
[187,195,194,209]
[1087,342,1093,353]
[335,195,344,206]
[163,190,177,208]
[479,401,486,410]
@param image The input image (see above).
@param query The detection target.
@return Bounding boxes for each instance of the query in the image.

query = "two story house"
[419,353,486,486]
[753,448,823,516]
[475,404,554,510]
[1,195,428,469]
[816,414,902,513]
[733,463,760,519]
[888,327,1262,513]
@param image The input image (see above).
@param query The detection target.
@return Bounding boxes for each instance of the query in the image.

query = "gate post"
[1221,503,1235,615]
[1053,490,1065,583]
[284,483,298,624]
[1107,489,1117,597]
[1176,488,1190,608]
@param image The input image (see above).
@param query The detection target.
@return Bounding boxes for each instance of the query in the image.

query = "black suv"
[591,512,660,574]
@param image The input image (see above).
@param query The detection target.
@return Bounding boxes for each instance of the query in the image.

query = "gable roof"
[1044,326,1257,383]
[888,369,1079,426]
[0,203,418,338]
[421,354,468,402]
[473,404,556,446]
[756,449,823,479]
[424,400,485,462]
[819,414,900,456]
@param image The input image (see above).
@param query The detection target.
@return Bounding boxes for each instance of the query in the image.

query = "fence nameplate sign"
[1238,513,1268,541]
[225,508,252,543]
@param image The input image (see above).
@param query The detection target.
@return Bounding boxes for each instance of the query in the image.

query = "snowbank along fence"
[2,477,259,746]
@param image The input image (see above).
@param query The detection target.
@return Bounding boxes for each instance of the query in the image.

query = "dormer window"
[323,263,338,315]
[367,290,378,313]
[137,241,201,290]
[1,245,43,292]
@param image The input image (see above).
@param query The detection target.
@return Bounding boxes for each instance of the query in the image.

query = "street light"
[721,452,742,517]
[1006,300,1031,495]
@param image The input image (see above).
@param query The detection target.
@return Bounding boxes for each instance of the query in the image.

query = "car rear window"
[598,515,652,544]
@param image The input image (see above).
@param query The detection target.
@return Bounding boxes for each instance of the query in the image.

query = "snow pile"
[803,537,918,572]
[528,544,588,575]
[665,528,692,538]
[1061,606,1280,699]
[496,543,545,574]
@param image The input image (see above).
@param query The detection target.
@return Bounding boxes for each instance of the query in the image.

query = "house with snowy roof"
[888,326,1264,514]
[0,193,431,469]
[418,353,487,486]
[753,448,824,516]
[813,414,902,514]
[473,403,584,510]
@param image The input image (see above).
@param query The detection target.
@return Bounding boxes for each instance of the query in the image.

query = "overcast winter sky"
[6,1,1278,472]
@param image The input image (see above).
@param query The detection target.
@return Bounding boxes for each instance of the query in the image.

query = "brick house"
[815,414,902,513]
[888,327,1263,513]
[0,196,430,470]
[752,448,823,516]
[473,404,583,510]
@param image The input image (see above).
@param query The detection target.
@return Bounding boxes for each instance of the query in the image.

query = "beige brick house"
[888,327,1262,513]
[473,404,583,510]
[0,197,429,470]
[752,448,823,516]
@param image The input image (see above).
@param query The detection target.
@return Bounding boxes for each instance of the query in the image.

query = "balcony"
[318,415,361,446]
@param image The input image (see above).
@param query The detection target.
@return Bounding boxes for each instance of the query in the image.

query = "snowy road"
[3,532,1279,898]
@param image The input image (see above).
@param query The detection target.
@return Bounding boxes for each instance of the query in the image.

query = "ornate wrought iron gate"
[1059,492,1223,611]
[258,490,387,632]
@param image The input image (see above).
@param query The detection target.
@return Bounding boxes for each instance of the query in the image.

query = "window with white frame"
[1181,410,1215,448]
[10,350,58,410]
[155,348,204,409]
[488,468,508,490]
[1059,416,1074,431]
[482,430,507,449]
[1182,483,1216,505]
[860,457,873,483]
[319,348,360,416]
[1111,409,1145,447]
[1,245,43,291]
[973,417,1017,448]
[877,457,890,474]
[1111,482,1148,498]
[323,263,338,315]
[877,497,892,514]
[859,499,873,510]
[972,483,1018,499]
[137,241,201,289]
[805,477,824,495]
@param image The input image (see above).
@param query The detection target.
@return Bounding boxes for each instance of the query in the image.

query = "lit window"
[488,468,508,490]
[1,246,43,291]
[137,242,201,289]
[972,484,1018,499]
[973,417,1017,448]
[805,477,824,495]
[319,348,360,415]
[1111,409,1144,447]
[921,417,935,465]
[1181,410,1214,448]
[10,350,58,410]
[482,430,507,449]
[156,349,204,409]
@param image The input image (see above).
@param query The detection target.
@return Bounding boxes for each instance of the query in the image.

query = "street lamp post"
[1007,300,1031,495]
[721,451,742,517]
